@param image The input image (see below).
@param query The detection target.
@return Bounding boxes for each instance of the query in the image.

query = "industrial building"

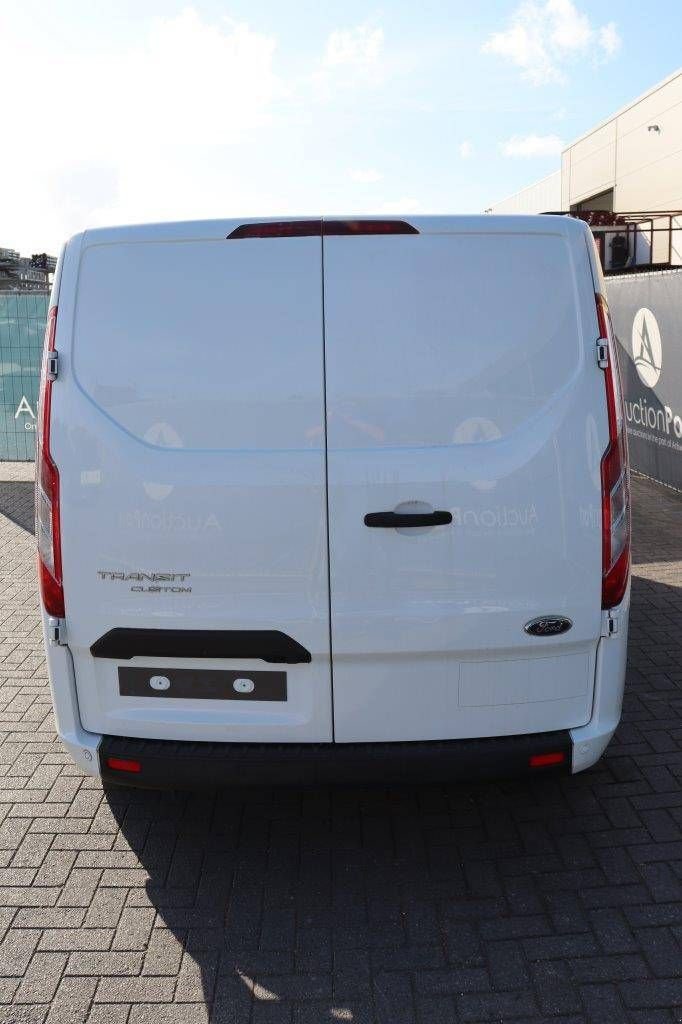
[485,170,561,216]
[487,68,682,271]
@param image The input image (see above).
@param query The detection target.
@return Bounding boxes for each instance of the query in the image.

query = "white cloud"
[501,133,564,157]
[458,141,474,159]
[323,24,384,68]
[314,23,386,93]
[482,0,621,85]
[349,168,384,183]
[0,7,282,252]
[598,22,621,57]
[1,7,411,254]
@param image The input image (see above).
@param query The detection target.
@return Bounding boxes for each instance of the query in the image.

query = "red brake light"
[36,306,64,617]
[106,757,142,773]
[323,219,418,236]
[227,219,419,239]
[529,752,565,768]
[227,220,322,239]
[597,294,630,609]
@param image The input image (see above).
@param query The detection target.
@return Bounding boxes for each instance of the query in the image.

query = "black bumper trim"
[99,730,572,788]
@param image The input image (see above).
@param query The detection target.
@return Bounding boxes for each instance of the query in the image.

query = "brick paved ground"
[0,462,681,1024]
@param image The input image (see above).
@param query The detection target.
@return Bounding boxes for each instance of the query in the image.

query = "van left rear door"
[55,222,332,743]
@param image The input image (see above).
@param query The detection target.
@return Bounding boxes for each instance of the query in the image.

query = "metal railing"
[543,211,682,275]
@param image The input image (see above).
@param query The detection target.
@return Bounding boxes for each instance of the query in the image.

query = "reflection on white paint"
[80,469,102,485]
[453,415,502,491]
[143,420,182,501]
[585,413,601,491]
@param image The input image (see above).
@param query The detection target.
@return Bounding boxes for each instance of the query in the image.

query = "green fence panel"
[0,291,47,460]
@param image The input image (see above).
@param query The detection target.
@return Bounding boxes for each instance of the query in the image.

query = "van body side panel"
[54,234,332,742]
[323,222,608,742]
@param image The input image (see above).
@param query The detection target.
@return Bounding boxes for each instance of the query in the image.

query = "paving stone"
[94,976,175,1003]
[66,951,144,977]
[44,976,97,1023]
[0,929,40,978]
[0,466,681,1021]
[14,952,67,1004]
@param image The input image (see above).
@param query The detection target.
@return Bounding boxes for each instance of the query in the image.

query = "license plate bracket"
[118,667,287,702]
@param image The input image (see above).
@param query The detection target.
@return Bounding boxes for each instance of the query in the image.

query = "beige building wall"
[486,171,561,214]
[562,121,617,207]
[562,68,682,211]
[561,68,682,264]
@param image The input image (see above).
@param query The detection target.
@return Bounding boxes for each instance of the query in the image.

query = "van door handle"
[364,510,452,528]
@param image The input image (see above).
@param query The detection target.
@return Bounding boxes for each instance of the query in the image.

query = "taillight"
[597,294,630,609]
[36,306,64,617]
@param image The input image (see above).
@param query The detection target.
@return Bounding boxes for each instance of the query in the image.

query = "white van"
[37,216,630,786]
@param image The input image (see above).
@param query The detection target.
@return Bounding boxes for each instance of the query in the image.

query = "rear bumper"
[99,730,572,788]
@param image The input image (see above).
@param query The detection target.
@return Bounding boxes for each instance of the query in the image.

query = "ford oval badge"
[524,616,572,637]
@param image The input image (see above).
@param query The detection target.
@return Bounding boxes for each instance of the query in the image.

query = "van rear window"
[321,231,583,448]
[73,239,325,451]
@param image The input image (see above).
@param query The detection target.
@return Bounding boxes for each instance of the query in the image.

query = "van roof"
[76,214,590,247]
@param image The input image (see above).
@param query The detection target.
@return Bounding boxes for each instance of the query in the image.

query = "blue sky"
[2,0,681,253]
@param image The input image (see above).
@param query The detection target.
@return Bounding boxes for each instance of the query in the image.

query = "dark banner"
[0,292,46,461]
[606,269,682,492]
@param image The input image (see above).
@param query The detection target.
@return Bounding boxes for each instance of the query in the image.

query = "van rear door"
[323,217,607,742]
[56,223,332,742]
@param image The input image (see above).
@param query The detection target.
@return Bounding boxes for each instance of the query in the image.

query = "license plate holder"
[118,667,287,702]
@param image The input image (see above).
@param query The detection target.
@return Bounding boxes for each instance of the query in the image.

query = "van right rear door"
[323,217,608,743]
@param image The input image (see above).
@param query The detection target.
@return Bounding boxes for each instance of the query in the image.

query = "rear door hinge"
[47,617,67,645]
[46,351,59,381]
[597,340,609,369]
[601,610,619,637]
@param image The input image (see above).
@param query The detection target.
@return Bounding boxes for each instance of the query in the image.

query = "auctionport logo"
[14,396,36,430]
[625,306,682,444]
[632,307,662,388]
[625,395,682,441]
